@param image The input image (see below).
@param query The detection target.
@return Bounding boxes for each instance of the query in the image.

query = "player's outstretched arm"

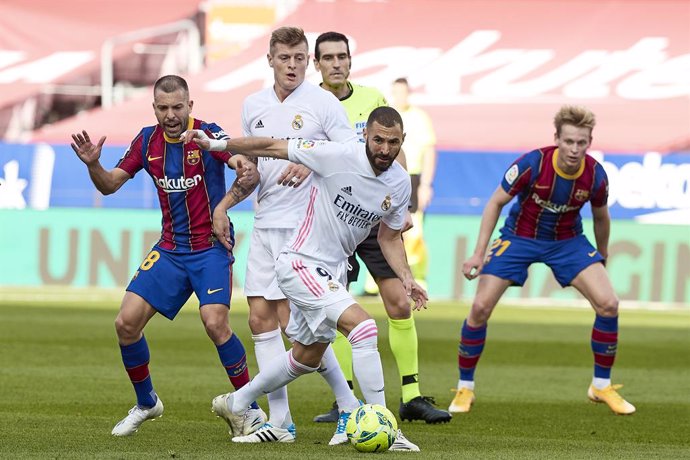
[378,222,428,310]
[182,130,290,159]
[463,186,512,280]
[70,130,129,195]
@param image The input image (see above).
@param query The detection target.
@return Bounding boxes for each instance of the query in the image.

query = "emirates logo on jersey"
[574,189,590,201]
[381,195,391,211]
[291,114,304,130]
[186,149,201,165]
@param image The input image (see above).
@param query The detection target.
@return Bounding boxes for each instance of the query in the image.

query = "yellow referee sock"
[331,330,354,383]
[388,316,420,403]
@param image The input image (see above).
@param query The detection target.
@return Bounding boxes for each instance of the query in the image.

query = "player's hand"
[71,130,106,166]
[231,155,258,187]
[212,208,234,251]
[403,278,428,310]
[278,163,311,188]
[462,253,485,280]
[182,129,211,149]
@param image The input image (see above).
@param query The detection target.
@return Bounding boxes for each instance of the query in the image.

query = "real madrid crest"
[291,114,304,130]
[381,194,391,211]
[327,281,339,292]
[186,149,201,165]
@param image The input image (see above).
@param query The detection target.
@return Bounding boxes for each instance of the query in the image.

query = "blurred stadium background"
[0,0,688,305]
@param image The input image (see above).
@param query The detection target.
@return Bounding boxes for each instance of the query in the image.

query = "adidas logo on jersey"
[341,186,352,196]
[255,120,264,129]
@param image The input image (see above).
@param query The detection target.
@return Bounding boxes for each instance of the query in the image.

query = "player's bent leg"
[201,303,261,409]
[571,264,634,415]
[112,293,162,436]
[338,305,386,406]
[213,345,322,436]
[114,292,157,345]
[247,297,294,428]
[451,275,511,413]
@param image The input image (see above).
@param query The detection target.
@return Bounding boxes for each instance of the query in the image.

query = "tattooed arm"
[213,156,260,250]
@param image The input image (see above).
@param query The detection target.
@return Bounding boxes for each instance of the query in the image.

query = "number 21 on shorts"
[484,238,511,264]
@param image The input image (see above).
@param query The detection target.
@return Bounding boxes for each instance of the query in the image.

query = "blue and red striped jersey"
[116,117,232,252]
[500,146,608,240]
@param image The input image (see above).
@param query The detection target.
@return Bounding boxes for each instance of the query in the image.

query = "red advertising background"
[2,0,688,152]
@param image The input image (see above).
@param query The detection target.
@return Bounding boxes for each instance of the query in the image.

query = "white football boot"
[232,422,296,443]
[328,411,351,446]
[389,429,420,452]
[111,397,164,436]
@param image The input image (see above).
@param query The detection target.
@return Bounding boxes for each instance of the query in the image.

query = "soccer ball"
[346,404,398,453]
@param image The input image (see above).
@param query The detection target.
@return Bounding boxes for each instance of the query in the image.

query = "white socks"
[592,377,611,390]
[232,349,318,413]
[348,319,386,406]
[458,379,475,390]
[253,328,292,428]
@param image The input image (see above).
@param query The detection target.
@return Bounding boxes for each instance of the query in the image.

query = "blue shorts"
[126,244,234,320]
[480,233,604,287]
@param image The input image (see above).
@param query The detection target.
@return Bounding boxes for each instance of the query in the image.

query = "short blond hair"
[269,26,308,55]
[553,105,596,136]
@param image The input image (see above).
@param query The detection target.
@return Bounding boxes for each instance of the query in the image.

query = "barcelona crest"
[574,189,589,201]
[186,149,201,165]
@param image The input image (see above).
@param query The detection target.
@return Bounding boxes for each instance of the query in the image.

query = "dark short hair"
[367,106,404,132]
[393,77,409,86]
[153,75,189,95]
[314,31,350,60]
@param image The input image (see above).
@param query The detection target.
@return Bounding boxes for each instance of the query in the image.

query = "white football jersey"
[285,139,411,267]
[242,81,356,229]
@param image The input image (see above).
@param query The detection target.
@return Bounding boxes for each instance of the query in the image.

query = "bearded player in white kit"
[184,106,425,451]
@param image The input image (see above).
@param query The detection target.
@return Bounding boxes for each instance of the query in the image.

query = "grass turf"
[1,289,689,459]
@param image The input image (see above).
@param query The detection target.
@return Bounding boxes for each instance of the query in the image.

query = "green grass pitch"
[1,287,689,459]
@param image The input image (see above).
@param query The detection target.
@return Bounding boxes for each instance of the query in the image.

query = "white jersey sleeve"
[380,163,411,231]
[287,139,357,178]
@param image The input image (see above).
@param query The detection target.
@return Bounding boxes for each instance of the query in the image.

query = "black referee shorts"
[347,223,397,284]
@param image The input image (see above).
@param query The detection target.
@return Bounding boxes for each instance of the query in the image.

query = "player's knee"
[202,315,230,341]
[114,315,140,341]
[384,297,411,319]
[469,299,494,325]
[248,310,279,334]
[595,295,619,317]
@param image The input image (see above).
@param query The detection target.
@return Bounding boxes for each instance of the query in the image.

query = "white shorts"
[276,252,355,345]
[244,227,294,299]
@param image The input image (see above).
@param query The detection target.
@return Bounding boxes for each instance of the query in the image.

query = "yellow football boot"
[448,388,475,413]
[587,384,636,415]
